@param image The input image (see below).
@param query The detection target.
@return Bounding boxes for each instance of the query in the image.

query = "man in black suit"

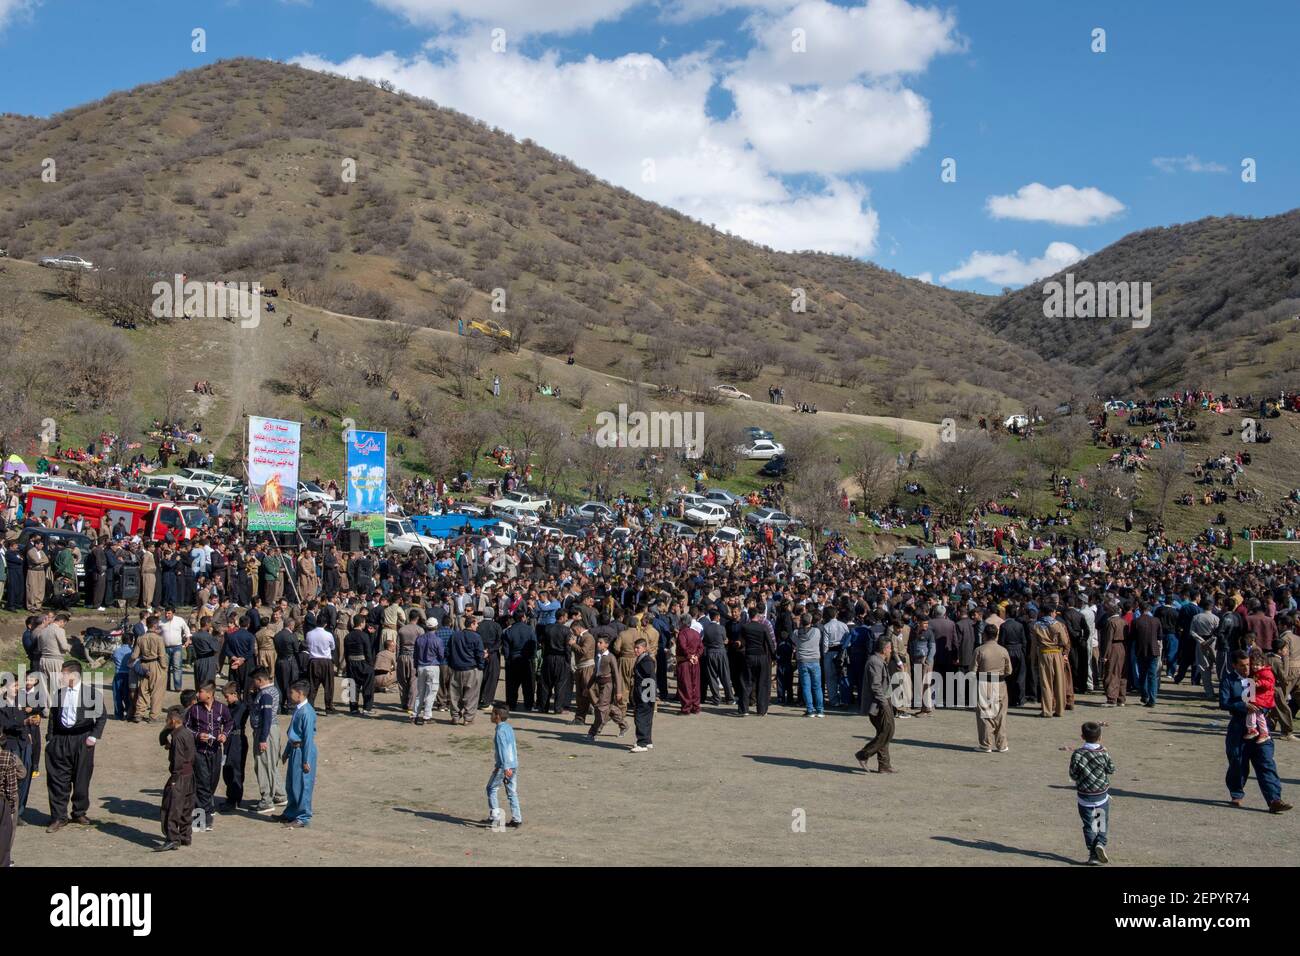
[630,638,656,753]
[45,660,108,832]
[738,601,777,716]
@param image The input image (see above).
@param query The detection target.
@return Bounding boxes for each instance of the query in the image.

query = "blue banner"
[345,429,387,515]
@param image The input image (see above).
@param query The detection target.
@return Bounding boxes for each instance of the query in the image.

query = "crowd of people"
[5,387,1300,866]
[2,483,1296,865]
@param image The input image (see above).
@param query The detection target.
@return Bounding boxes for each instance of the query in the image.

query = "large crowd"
[3,387,1300,865]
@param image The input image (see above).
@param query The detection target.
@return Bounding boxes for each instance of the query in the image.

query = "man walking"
[1220,649,1291,813]
[587,634,627,739]
[854,637,895,773]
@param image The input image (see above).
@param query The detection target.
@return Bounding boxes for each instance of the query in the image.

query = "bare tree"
[849,434,894,512]
[281,347,331,400]
[158,367,189,424]
[1148,445,1187,523]
[1082,471,1136,542]
[437,278,473,328]
[925,432,1010,525]
[787,458,845,558]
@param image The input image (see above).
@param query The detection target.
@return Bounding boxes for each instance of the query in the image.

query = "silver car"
[39,254,96,272]
[744,507,799,530]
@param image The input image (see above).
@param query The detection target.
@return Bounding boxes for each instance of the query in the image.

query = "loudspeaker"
[121,565,141,601]
[340,528,365,553]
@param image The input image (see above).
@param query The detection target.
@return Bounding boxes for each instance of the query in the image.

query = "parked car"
[298,480,333,505]
[384,518,441,555]
[669,493,707,510]
[742,427,774,442]
[39,254,96,272]
[493,503,541,526]
[659,519,697,539]
[712,384,751,401]
[703,488,741,507]
[711,526,746,545]
[759,455,788,478]
[736,439,785,460]
[0,247,7,258]
[1003,414,1029,429]
[575,501,615,522]
[684,501,728,526]
[490,490,551,512]
[745,507,799,531]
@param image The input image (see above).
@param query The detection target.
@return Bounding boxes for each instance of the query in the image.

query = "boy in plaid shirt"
[1069,721,1116,864]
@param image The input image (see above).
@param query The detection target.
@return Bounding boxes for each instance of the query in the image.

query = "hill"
[981,210,1300,394]
[0,57,1075,421]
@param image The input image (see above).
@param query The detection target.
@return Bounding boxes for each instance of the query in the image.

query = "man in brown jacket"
[569,621,596,726]
[131,617,168,722]
[586,634,626,739]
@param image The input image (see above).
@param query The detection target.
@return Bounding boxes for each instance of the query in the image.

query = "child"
[282,680,316,829]
[1244,650,1275,742]
[1068,721,1117,865]
[157,705,195,852]
[484,704,521,829]
[221,682,249,811]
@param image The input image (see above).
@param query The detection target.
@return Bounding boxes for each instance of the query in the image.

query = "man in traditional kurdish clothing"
[282,680,317,828]
[586,634,626,739]
[156,705,195,852]
[675,611,704,715]
[974,624,1013,752]
[1031,605,1070,718]
[568,620,596,725]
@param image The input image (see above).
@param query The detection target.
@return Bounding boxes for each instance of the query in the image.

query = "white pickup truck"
[384,517,442,555]
[490,490,551,512]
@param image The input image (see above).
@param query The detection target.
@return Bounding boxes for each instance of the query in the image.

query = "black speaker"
[121,565,141,601]
[341,528,365,553]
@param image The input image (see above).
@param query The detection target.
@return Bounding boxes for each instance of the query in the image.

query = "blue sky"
[1,0,1295,291]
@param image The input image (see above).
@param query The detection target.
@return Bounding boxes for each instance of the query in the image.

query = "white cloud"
[725,79,930,174]
[737,0,964,85]
[691,179,880,256]
[1151,154,1228,174]
[293,42,879,255]
[986,182,1125,227]
[0,0,39,32]
[911,271,934,284]
[371,0,644,34]
[941,241,1086,288]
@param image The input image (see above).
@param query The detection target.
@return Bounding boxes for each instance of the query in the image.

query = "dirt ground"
[5,613,1298,867]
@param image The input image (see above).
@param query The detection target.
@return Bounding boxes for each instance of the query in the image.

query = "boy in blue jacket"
[485,704,521,828]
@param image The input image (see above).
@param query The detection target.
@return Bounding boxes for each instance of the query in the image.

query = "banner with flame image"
[247,416,301,532]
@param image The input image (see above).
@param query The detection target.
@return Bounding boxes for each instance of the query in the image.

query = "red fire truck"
[24,481,208,542]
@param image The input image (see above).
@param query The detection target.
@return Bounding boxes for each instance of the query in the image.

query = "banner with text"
[247,416,301,532]
[346,428,387,547]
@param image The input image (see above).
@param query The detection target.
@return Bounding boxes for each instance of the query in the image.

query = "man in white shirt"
[304,625,337,716]
[159,607,193,692]
[45,661,107,832]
